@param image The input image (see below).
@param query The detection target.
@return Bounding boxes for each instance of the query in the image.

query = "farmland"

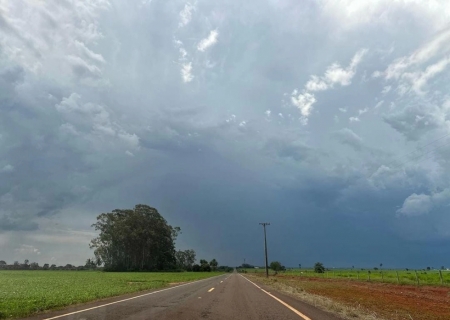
[0,270,222,319]
[240,268,450,286]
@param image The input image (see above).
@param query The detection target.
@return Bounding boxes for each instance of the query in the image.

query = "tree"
[192,264,201,272]
[0,260,6,266]
[90,204,179,271]
[30,262,39,270]
[427,266,431,271]
[299,264,301,269]
[199,259,211,272]
[442,266,445,270]
[43,263,49,270]
[314,262,325,273]
[209,259,218,271]
[380,263,383,269]
[175,249,196,271]
[85,258,97,269]
[270,261,282,271]
[50,264,56,270]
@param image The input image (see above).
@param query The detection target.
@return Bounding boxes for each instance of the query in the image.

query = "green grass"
[0,271,223,319]
[239,267,450,286]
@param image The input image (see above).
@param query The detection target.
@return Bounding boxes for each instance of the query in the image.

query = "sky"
[1,0,450,269]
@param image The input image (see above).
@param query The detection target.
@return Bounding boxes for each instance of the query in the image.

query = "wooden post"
[415,270,419,286]
[396,271,400,284]
[439,270,443,285]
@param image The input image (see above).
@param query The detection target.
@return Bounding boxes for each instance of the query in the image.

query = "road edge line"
[239,274,312,320]
[43,274,227,320]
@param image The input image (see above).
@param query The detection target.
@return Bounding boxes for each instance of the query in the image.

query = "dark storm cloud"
[1,0,450,268]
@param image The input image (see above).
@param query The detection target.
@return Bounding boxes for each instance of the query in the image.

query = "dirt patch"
[250,274,450,320]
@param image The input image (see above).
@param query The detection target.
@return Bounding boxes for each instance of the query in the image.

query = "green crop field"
[0,271,223,319]
[238,267,450,286]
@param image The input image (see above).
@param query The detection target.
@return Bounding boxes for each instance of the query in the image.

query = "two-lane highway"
[24,273,340,320]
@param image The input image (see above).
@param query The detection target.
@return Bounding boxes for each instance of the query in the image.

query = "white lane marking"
[240,275,312,320]
[208,287,215,292]
[43,274,227,320]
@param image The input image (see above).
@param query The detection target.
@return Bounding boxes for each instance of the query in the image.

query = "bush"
[314,262,325,273]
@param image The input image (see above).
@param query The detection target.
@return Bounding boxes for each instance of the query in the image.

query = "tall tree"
[209,259,218,271]
[90,204,179,271]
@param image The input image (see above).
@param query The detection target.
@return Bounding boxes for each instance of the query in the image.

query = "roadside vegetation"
[238,265,450,286]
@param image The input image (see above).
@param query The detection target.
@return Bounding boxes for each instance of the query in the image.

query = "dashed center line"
[208,288,215,292]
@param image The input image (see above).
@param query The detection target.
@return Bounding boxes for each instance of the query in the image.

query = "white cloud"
[179,48,188,60]
[338,107,347,113]
[179,2,195,28]
[181,62,193,82]
[397,189,450,216]
[324,49,368,86]
[291,92,316,116]
[358,107,368,115]
[305,75,328,91]
[239,121,247,127]
[381,86,391,94]
[376,29,450,96]
[349,116,360,122]
[374,100,384,109]
[265,110,271,117]
[118,132,140,149]
[320,1,450,32]
[125,150,135,157]
[290,49,367,121]
[197,30,219,52]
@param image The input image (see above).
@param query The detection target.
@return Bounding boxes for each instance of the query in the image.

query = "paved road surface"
[24,272,340,320]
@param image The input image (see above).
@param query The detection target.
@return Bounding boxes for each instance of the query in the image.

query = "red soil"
[261,275,450,320]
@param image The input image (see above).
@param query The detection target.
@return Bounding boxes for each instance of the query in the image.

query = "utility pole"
[259,222,270,278]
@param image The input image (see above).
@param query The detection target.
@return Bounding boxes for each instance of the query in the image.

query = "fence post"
[439,270,443,285]
[381,271,384,282]
[396,271,400,284]
[415,270,419,286]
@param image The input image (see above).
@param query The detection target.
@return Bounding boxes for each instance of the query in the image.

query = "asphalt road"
[24,272,340,320]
